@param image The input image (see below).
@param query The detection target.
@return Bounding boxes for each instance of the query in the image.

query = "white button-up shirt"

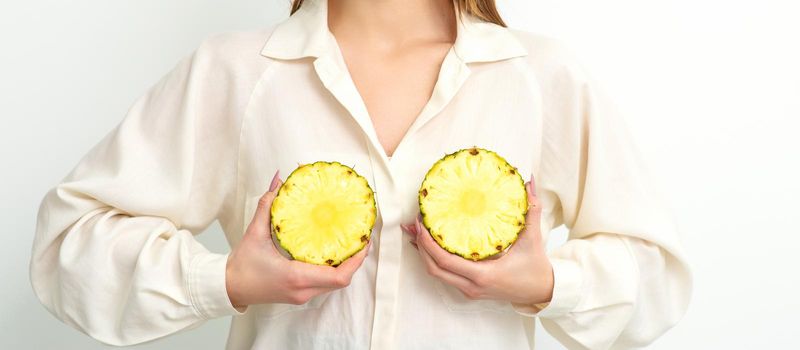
[30,0,692,348]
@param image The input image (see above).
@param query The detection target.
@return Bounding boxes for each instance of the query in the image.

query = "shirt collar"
[260,0,528,63]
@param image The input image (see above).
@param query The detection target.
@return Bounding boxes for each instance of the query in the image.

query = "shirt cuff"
[512,257,583,318]
[187,252,247,319]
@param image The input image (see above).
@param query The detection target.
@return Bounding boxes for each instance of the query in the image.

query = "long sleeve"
[513,40,693,349]
[29,36,247,346]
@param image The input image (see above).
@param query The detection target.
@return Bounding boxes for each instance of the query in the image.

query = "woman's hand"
[225,170,371,311]
[401,174,553,306]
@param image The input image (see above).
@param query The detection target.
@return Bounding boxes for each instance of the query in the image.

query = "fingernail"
[268,170,281,192]
[529,173,536,195]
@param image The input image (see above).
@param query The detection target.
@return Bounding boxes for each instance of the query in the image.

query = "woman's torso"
[207,3,570,348]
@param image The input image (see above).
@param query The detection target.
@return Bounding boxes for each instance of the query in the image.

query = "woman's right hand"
[225,170,371,311]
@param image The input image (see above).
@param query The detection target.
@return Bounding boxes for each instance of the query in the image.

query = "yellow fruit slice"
[270,161,376,266]
[418,147,528,261]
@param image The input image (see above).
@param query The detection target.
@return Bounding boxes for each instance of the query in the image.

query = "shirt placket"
[312,38,471,350]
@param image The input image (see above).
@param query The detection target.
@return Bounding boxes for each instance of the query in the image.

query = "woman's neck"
[327,0,456,51]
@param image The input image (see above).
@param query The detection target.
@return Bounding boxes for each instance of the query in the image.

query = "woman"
[29,0,692,348]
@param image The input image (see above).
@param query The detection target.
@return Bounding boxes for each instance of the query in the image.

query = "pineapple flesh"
[270,161,376,266]
[418,147,529,261]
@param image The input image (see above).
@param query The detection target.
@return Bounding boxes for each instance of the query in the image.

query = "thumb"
[518,178,543,246]
[247,170,282,239]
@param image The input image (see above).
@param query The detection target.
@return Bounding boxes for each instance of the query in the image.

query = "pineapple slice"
[270,161,376,266]
[418,147,529,261]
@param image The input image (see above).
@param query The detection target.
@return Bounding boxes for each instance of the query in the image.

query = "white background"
[1,0,798,349]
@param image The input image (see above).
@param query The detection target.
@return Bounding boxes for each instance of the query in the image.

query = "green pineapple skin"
[418,147,529,261]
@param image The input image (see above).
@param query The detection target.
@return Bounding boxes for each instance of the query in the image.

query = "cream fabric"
[30,0,692,348]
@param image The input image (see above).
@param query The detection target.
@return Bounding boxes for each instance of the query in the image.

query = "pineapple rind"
[418,147,529,261]
[270,161,376,266]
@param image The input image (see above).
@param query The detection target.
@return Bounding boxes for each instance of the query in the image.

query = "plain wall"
[1,0,798,349]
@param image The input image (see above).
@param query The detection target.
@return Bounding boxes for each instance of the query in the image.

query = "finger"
[515,180,543,247]
[484,247,508,260]
[269,169,282,192]
[401,223,418,239]
[524,180,542,234]
[334,239,371,276]
[416,237,477,293]
[246,169,282,239]
[415,215,488,280]
[291,239,371,288]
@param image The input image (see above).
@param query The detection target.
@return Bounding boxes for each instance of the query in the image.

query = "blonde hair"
[289,0,507,27]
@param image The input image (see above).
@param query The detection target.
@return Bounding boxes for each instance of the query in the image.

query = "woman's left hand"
[401,174,554,306]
